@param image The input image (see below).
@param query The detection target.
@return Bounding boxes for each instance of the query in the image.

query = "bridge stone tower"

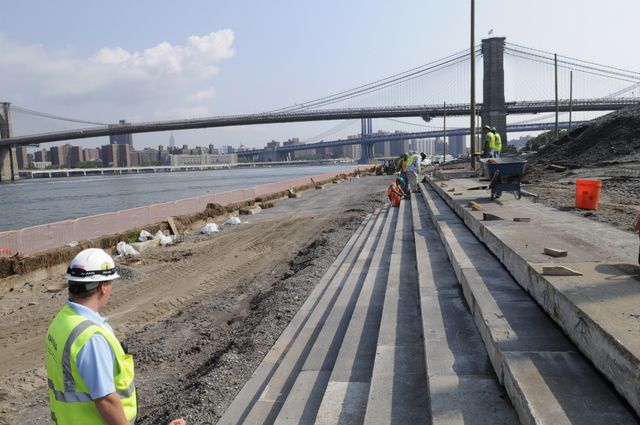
[359,118,374,164]
[0,102,19,181]
[481,37,507,146]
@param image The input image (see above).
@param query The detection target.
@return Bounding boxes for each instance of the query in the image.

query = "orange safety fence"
[0,168,357,258]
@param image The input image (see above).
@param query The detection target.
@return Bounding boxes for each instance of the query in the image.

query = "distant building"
[266,141,280,150]
[49,146,65,167]
[282,138,302,160]
[116,144,131,167]
[169,133,176,148]
[69,146,85,167]
[101,144,118,167]
[84,148,101,162]
[34,150,49,162]
[136,148,159,166]
[109,120,133,147]
[448,135,466,157]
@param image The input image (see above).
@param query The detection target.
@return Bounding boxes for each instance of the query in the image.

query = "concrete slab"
[503,351,638,425]
[274,371,331,425]
[428,375,518,425]
[427,176,640,416]
[363,345,430,425]
[314,381,369,425]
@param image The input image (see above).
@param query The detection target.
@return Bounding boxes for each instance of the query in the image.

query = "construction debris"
[447,188,455,192]
[513,217,531,222]
[547,164,568,172]
[468,201,483,211]
[543,247,568,257]
[240,206,262,215]
[167,217,179,235]
[542,265,582,276]
[483,213,503,221]
[288,188,300,198]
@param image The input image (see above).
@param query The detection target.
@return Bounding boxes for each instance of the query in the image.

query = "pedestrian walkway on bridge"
[217,174,640,425]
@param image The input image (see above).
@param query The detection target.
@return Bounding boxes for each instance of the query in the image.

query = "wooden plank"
[513,217,531,222]
[167,216,179,235]
[544,247,568,258]
[468,201,483,211]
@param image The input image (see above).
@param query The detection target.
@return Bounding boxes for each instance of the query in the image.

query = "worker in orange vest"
[387,177,406,208]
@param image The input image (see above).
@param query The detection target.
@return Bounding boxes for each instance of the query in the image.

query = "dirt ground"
[522,163,640,231]
[0,175,388,425]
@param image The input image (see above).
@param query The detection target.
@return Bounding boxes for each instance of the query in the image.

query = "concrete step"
[363,199,430,425]
[217,210,383,425]
[409,193,520,425]
[273,206,389,425]
[314,203,397,425]
[426,176,640,417]
[420,182,638,425]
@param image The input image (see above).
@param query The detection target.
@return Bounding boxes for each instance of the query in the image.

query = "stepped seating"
[218,181,640,425]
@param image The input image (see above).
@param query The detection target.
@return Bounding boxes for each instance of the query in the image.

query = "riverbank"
[0,174,389,425]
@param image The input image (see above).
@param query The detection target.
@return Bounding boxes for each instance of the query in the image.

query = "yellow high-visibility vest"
[493,132,502,152]
[45,304,137,424]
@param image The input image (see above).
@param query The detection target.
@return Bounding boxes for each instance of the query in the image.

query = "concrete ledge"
[426,176,640,417]
[420,183,638,424]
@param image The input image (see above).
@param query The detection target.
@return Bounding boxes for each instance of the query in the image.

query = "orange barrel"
[575,179,602,210]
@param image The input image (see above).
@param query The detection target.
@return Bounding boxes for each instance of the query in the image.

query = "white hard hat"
[66,248,120,283]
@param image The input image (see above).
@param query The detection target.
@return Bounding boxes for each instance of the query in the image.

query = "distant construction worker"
[396,153,410,194]
[491,127,502,158]
[45,248,186,425]
[387,177,406,207]
[482,125,495,158]
[405,152,422,193]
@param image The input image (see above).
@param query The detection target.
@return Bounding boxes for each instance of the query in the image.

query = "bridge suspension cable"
[269,46,481,113]
[9,104,112,126]
[504,43,640,85]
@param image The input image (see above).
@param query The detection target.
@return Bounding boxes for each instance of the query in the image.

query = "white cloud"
[187,88,217,102]
[0,29,235,110]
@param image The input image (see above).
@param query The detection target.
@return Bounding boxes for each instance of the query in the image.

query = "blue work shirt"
[66,300,118,400]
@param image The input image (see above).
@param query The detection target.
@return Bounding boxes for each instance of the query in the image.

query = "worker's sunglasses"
[67,267,117,278]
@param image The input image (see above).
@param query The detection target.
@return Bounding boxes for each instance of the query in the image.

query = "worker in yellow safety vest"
[481,125,495,158]
[491,127,502,158]
[45,248,186,425]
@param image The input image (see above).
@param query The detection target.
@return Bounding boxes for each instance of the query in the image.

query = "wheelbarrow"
[481,159,527,200]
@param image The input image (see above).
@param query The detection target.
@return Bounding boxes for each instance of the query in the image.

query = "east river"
[0,164,356,232]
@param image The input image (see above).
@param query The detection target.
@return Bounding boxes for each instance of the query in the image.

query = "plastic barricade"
[0,168,359,257]
[0,231,19,257]
[75,213,119,241]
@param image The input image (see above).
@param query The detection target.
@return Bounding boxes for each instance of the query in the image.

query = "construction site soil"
[0,175,387,425]
[524,104,640,231]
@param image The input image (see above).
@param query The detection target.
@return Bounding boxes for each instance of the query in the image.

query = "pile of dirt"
[531,103,640,168]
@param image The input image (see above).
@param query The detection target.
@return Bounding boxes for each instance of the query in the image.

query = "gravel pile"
[531,103,640,168]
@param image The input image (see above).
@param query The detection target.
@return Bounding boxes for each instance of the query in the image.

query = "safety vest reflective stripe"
[47,378,135,402]
[48,378,92,402]
[62,320,94,392]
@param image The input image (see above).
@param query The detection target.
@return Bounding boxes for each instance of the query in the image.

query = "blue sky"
[2,0,639,150]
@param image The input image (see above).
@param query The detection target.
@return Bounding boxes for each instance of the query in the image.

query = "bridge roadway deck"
[217,175,639,424]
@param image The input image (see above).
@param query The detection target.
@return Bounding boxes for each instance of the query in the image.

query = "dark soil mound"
[531,103,640,167]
